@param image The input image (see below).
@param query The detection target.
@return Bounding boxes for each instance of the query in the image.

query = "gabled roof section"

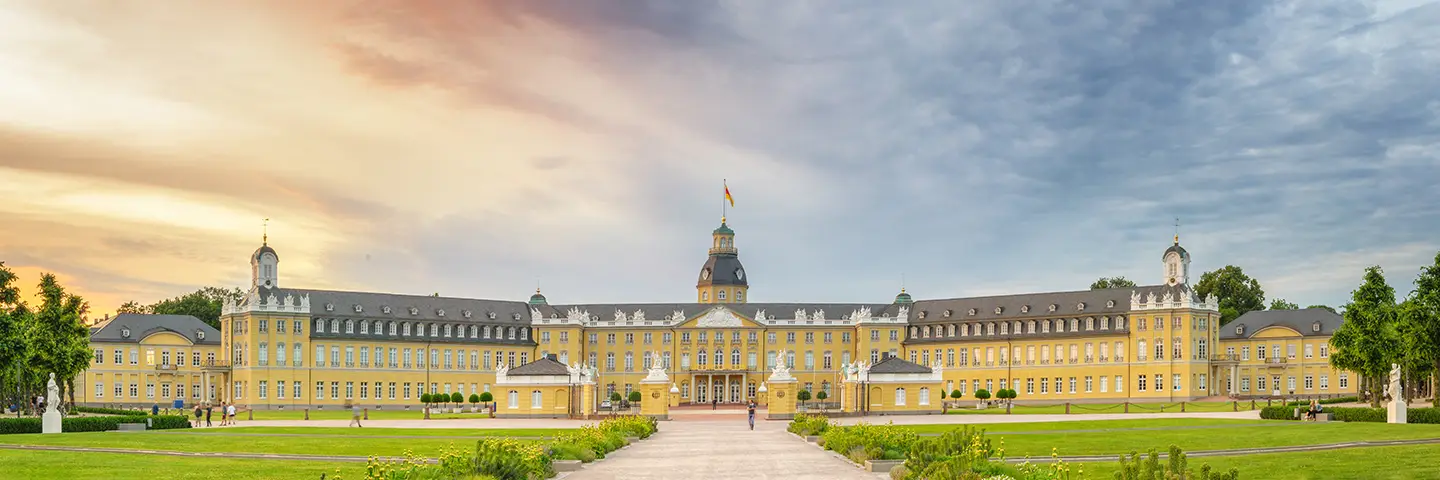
[870,355,933,374]
[90,314,219,345]
[1223,308,1343,339]
[910,289,1131,323]
[507,356,571,376]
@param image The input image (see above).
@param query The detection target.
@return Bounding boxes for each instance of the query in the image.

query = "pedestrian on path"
[712,398,717,410]
[349,405,363,427]
[204,404,212,427]
[193,404,202,427]
[747,400,756,430]
[226,403,236,426]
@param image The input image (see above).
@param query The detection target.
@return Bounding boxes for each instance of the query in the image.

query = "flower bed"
[787,413,831,437]
[819,422,918,463]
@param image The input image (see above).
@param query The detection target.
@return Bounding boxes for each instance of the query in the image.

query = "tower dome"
[894,288,913,304]
[697,217,748,304]
[529,288,548,306]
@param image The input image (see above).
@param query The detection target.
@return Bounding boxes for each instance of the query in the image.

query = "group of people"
[189,402,238,427]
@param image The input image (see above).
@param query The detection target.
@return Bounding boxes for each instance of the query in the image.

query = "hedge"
[1262,405,1440,424]
[72,406,146,416]
[0,415,192,434]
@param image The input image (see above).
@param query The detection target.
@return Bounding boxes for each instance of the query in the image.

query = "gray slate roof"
[697,254,747,287]
[909,288,1132,324]
[508,356,571,376]
[91,314,219,345]
[257,287,534,324]
[533,302,900,323]
[869,355,933,374]
[1222,308,1343,339]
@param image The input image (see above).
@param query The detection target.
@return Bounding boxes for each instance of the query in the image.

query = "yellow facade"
[80,315,225,408]
[85,222,1358,412]
[494,384,572,419]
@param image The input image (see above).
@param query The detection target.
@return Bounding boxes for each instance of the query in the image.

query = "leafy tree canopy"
[1194,265,1267,325]
[123,286,244,330]
[1307,305,1337,314]
[1090,276,1137,290]
[1399,252,1440,406]
[1269,298,1299,310]
[1330,266,1399,406]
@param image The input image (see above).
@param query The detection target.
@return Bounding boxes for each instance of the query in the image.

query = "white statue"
[1389,363,1403,398]
[642,351,669,383]
[671,310,685,322]
[813,309,825,321]
[614,310,628,322]
[794,309,808,321]
[755,309,766,321]
[769,349,794,381]
[495,363,509,384]
[46,373,59,409]
[633,310,646,322]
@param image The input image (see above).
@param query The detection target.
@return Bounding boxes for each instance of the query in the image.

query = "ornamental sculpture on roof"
[794,309,808,321]
[633,309,646,322]
[769,349,794,381]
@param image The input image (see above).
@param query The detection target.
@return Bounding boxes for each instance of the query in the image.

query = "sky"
[1,0,1439,318]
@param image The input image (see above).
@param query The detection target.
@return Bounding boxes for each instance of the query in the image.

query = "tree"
[450,392,463,405]
[468,393,481,407]
[29,273,91,409]
[815,390,828,410]
[479,392,493,404]
[627,391,642,403]
[1307,305,1337,314]
[1195,266,1267,325]
[1330,266,1400,407]
[797,389,811,409]
[1269,298,1299,310]
[1399,252,1440,407]
[0,262,35,416]
[147,287,243,330]
[116,301,148,314]
[1091,276,1137,290]
[974,389,991,404]
[609,392,622,402]
[950,390,962,400]
[420,393,432,405]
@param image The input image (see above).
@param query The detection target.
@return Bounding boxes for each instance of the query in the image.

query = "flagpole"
[722,179,728,222]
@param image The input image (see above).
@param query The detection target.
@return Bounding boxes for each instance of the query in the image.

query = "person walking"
[747,400,757,430]
[349,404,363,428]
[204,403,213,427]
[193,404,202,427]
[226,403,236,426]
[151,403,160,416]
[712,397,717,410]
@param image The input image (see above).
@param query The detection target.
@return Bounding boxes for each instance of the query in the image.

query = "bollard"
[247,409,253,421]
[1181,402,1186,412]
[1251,399,1256,410]
[364,408,369,420]
[305,408,310,420]
[1124,401,1129,413]
[1065,402,1070,414]
[1233,401,1238,412]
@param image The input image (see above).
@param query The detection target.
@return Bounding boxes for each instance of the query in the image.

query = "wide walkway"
[831,410,1260,426]
[562,419,883,480]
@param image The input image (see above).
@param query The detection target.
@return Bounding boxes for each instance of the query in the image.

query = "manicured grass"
[181,426,569,437]
[900,418,1265,434]
[947,401,1243,415]
[0,430,526,457]
[990,422,1440,458]
[1074,443,1440,480]
[241,408,494,421]
[0,449,364,480]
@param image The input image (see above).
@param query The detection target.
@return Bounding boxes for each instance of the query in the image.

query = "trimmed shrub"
[479,392,494,403]
[451,392,464,404]
[627,391,642,403]
[72,406,144,416]
[819,422,919,464]
[1259,406,1297,420]
[0,415,191,434]
[469,393,482,405]
[1114,445,1239,480]
[1408,408,1440,424]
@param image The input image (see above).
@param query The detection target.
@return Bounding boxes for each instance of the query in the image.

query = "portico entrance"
[691,372,753,404]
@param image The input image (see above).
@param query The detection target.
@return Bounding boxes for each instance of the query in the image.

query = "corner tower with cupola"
[251,234,279,289]
[696,217,748,304]
[1162,232,1190,286]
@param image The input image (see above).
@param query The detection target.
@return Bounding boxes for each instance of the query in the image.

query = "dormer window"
[437,309,446,317]
[968,308,977,316]
[121,328,131,338]
[1021,305,1030,313]
[1312,322,1321,333]
[1076,302,1086,311]
[325,303,335,312]
[353,304,363,313]
[1048,304,1058,312]
[382,306,391,314]
[1236,325,1246,335]
[1106,300,1115,308]
[943,310,952,318]
[196,330,205,340]
[487,312,496,319]
[994,307,1003,315]
[409,307,419,316]
[512,313,522,321]
[918,311,927,319]
[463,310,472,318]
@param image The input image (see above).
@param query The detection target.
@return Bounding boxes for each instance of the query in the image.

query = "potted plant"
[815,391,828,412]
[796,390,811,411]
[478,392,494,417]
[610,392,623,412]
[949,389,963,409]
[627,391,642,412]
[975,389,991,409]
[451,392,464,413]
[420,393,432,419]
[468,393,481,413]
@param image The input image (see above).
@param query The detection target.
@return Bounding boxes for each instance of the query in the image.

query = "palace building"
[77,218,1356,410]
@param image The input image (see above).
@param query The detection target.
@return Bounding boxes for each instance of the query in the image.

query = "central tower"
[696,217,748,304]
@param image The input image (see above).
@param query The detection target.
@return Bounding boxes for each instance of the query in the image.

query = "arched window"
[895,387,907,406]
[919,387,930,406]
[444,324,452,337]
[314,319,325,333]
[403,323,411,336]
[508,390,519,409]
[483,326,491,338]
[698,350,708,366]
[359,321,369,334]
[521,328,529,340]
[732,349,741,366]
[713,349,723,367]
[258,342,268,365]
[531,390,543,408]
[430,324,439,337]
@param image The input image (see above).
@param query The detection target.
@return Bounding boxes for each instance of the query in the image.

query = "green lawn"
[0,449,363,480]
[947,401,1244,415]
[181,426,569,437]
[0,431,517,458]
[901,418,1263,434]
[241,408,494,421]
[996,422,1440,458]
[1072,443,1440,480]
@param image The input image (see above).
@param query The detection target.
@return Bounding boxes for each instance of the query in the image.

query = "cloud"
[1,0,1438,316]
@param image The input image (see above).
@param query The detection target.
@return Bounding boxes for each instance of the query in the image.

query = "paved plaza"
[560,418,883,480]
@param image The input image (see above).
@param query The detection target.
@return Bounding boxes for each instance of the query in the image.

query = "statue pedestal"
[766,379,798,420]
[639,380,670,420]
[1388,399,1407,424]
[42,410,62,434]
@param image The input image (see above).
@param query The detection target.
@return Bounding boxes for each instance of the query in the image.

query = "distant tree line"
[117,286,245,330]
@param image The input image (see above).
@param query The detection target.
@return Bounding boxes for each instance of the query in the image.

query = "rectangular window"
[1084,376,1093,393]
[345,381,354,399]
[1174,374,1182,391]
[1304,344,1313,359]
[276,381,285,399]
[331,382,339,399]
[1115,375,1123,393]
[294,382,302,399]
[1320,375,1329,390]
[257,381,267,399]
[316,382,325,400]
[1339,373,1349,389]
[1068,377,1076,394]
[1154,374,1164,391]
[1304,375,1314,390]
